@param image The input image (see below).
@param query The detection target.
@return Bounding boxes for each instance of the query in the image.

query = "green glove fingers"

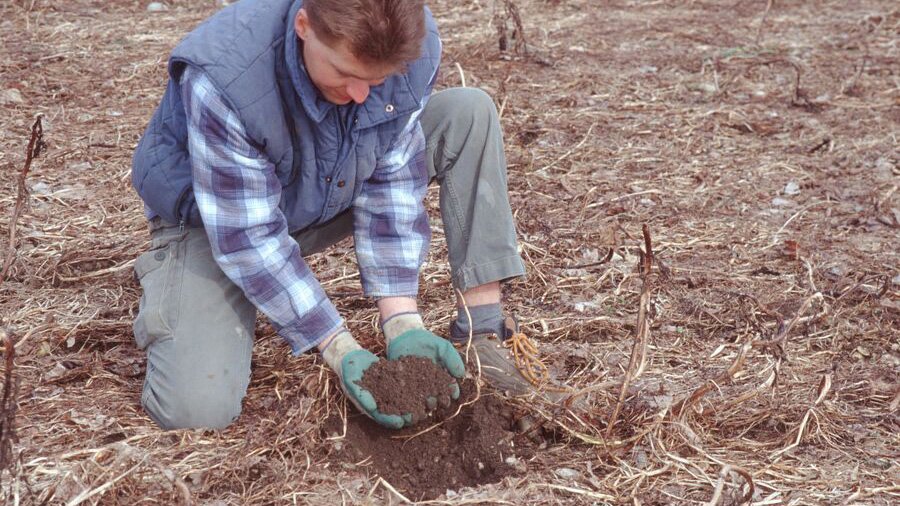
[340,349,410,429]
[386,328,466,379]
[449,381,461,400]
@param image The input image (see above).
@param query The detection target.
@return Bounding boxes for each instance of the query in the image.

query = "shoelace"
[503,331,550,385]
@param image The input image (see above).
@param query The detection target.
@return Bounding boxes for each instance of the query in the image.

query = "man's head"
[294,0,426,105]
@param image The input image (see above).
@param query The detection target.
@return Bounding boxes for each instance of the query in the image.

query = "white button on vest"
[385,104,394,113]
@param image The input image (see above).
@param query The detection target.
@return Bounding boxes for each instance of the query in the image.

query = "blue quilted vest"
[131,0,440,231]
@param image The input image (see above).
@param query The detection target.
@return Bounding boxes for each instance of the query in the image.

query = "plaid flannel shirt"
[178,65,430,354]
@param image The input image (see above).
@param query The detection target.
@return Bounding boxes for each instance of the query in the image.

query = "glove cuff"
[321,329,362,375]
[381,312,425,343]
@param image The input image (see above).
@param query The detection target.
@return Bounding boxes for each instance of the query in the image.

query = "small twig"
[0,115,42,488]
[754,0,775,46]
[0,330,17,482]
[705,464,755,506]
[1,115,44,287]
[64,455,148,506]
[605,224,654,439]
[367,476,414,503]
[454,62,467,88]
[537,122,596,174]
[841,38,870,96]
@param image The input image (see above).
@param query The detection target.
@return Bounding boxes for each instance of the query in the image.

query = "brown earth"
[358,355,456,422]
[0,0,898,504]
[326,381,523,501]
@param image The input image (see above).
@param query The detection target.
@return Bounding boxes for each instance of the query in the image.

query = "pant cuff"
[453,254,526,292]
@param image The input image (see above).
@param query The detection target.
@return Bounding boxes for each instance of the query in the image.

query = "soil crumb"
[327,382,525,501]
[358,355,455,423]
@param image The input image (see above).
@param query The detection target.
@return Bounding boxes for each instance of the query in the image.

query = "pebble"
[555,467,580,479]
[0,88,23,104]
[147,2,168,12]
[29,182,53,195]
[771,197,794,207]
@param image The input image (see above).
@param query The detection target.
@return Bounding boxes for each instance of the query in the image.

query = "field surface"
[1,0,898,504]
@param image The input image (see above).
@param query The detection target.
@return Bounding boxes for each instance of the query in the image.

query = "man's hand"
[321,329,412,429]
[382,313,466,402]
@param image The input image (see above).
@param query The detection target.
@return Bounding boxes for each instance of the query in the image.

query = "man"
[131,0,538,430]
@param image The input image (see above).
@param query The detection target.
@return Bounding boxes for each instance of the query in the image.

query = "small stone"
[0,88,24,104]
[688,82,717,94]
[771,197,793,207]
[633,447,649,469]
[29,182,52,195]
[67,161,91,171]
[45,363,68,380]
[146,2,168,12]
[554,467,580,479]
[638,65,658,74]
[783,181,800,196]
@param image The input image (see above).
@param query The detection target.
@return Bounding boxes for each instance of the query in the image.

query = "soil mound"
[358,355,455,423]
[327,382,525,501]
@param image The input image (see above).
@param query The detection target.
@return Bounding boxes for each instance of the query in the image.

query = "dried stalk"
[1,115,43,287]
[0,115,43,486]
[754,0,774,46]
[605,224,654,440]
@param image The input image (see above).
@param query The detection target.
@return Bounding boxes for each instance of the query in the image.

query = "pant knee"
[440,87,499,126]
[142,384,243,430]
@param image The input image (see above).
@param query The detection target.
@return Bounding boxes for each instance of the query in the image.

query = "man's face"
[294,9,396,105]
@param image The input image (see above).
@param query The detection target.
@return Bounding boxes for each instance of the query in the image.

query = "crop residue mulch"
[1,0,898,504]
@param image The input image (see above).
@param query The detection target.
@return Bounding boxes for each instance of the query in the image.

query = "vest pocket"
[132,233,187,349]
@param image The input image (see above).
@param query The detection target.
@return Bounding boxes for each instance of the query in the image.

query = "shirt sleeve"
[180,65,344,354]
[352,63,440,298]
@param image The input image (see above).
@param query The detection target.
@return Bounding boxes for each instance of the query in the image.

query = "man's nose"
[346,80,370,104]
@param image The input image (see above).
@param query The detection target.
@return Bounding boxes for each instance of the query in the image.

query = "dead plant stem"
[605,224,654,440]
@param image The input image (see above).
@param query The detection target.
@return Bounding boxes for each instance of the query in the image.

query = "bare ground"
[1,0,898,504]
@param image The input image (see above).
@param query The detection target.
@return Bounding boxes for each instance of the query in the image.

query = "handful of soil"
[358,355,457,424]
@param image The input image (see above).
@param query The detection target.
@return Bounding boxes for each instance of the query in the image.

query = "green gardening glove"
[322,329,413,429]
[382,313,466,403]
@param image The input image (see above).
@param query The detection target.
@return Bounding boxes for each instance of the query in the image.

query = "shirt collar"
[284,0,334,122]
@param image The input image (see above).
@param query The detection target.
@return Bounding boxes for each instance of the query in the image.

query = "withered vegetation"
[0,0,897,504]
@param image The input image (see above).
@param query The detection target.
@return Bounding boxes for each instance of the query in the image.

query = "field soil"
[0,0,898,504]
[328,382,523,501]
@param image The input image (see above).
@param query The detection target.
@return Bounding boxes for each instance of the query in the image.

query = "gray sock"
[452,303,503,338]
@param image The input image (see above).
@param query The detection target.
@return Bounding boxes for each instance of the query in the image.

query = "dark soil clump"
[327,382,527,501]
[358,355,455,423]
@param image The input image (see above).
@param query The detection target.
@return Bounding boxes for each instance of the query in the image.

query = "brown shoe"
[450,316,554,397]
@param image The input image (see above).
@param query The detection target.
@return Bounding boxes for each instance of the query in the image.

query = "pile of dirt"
[327,382,526,501]
[358,355,456,423]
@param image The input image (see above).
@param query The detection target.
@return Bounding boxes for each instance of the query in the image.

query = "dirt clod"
[358,355,456,423]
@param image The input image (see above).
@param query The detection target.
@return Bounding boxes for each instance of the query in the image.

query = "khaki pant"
[133,87,526,429]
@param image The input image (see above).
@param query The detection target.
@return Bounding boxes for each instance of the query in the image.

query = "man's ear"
[294,8,310,40]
